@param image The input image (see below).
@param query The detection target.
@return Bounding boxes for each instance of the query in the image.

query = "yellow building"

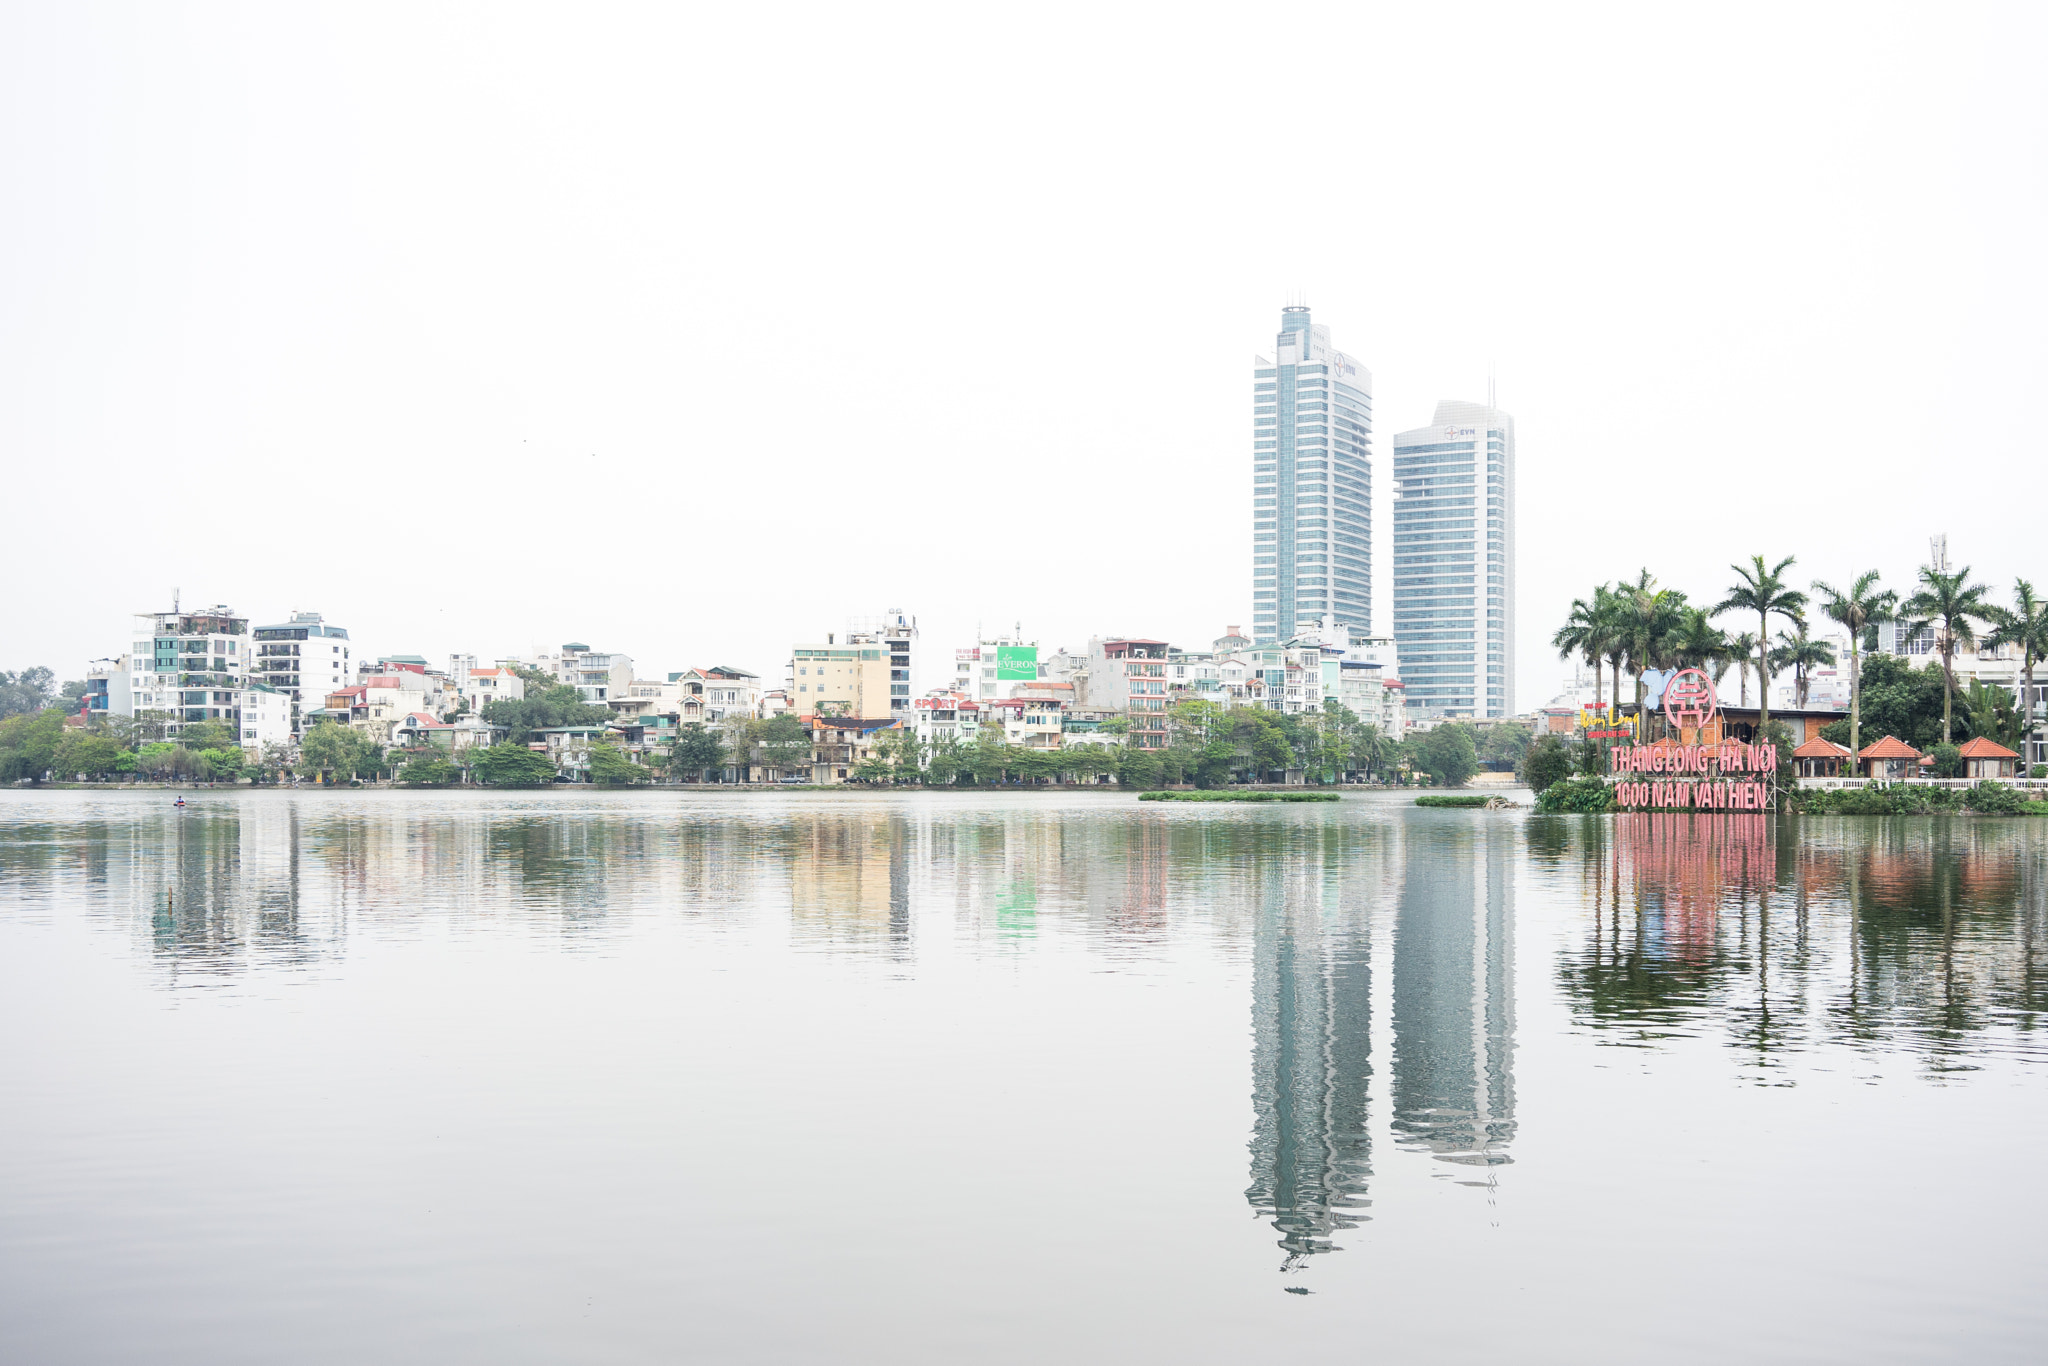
[788,639,892,717]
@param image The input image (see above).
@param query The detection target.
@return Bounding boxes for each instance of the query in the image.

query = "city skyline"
[6,8,2046,726]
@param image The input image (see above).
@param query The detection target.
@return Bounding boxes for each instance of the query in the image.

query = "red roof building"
[1793,734,1853,777]
[1857,735,1922,780]
[1957,736,2021,779]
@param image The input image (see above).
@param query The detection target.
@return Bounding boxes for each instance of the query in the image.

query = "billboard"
[995,646,1038,681]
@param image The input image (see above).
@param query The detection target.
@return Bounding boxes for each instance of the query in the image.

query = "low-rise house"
[671,666,763,723]
[985,695,1064,749]
[1793,734,1853,778]
[326,674,429,743]
[240,682,295,752]
[1062,708,1122,744]
[608,679,679,720]
[913,692,982,750]
[1957,736,2022,780]
[390,712,503,753]
[531,724,613,780]
[616,715,679,759]
[803,715,901,784]
[458,665,524,712]
[1858,735,1923,781]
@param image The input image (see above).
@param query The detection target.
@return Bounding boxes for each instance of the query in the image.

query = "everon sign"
[995,647,1038,681]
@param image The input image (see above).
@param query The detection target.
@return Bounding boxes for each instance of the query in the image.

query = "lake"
[2,790,2043,1363]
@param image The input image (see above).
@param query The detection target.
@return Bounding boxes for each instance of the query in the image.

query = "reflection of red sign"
[1663,668,1717,730]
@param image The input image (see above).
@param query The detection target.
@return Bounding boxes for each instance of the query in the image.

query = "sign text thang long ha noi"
[1606,667,1780,812]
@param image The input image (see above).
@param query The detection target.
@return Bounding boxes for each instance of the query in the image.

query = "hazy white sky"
[5,3,2044,704]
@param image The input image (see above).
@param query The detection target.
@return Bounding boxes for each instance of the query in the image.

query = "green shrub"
[398,753,456,787]
[1966,780,2028,814]
[1137,790,1339,802]
[1533,776,1616,813]
[1519,734,1572,795]
[1931,743,1963,779]
[1416,794,1492,808]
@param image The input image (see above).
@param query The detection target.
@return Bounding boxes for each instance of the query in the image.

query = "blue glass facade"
[1390,403,1515,718]
[1252,306,1371,644]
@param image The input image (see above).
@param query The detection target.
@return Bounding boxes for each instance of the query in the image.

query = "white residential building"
[240,682,295,752]
[251,611,353,732]
[950,630,1037,705]
[912,692,984,750]
[537,643,634,703]
[671,666,762,723]
[609,679,680,720]
[985,695,1065,750]
[449,656,525,712]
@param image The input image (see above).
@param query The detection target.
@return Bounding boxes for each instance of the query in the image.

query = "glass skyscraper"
[1390,401,1516,717]
[1251,305,1372,643]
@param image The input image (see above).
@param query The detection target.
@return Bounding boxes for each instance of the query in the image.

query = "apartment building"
[125,604,255,743]
[1089,638,1170,749]
[251,611,353,732]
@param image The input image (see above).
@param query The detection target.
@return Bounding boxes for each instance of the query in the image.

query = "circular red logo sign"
[1663,668,1718,730]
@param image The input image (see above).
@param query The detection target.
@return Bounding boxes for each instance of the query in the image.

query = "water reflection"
[4,794,2046,1286]
[1391,822,1516,1167]
[1547,813,2048,1067]
[1244,835,1378,1268]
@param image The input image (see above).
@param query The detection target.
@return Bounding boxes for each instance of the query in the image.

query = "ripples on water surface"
[2,791,2044,1363]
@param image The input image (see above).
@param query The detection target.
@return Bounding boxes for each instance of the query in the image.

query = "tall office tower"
[1389,400,1516,718]
[1251,305,1373,644]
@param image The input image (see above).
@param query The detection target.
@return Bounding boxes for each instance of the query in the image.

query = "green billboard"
[995,646,1038,681]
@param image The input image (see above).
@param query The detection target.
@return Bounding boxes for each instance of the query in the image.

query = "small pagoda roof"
[1858,735,1922,759]
[1957,736,2021,759]
[1794,735,1853,759]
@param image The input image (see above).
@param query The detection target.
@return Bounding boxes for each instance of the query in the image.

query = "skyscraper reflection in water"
[1391,822,1517,1165]
[1244,850,1376,1268]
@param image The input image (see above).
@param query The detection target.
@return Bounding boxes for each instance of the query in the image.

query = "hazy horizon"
[6,4,2044,704]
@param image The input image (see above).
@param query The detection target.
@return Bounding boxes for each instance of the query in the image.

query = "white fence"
[1794,776,2048,793]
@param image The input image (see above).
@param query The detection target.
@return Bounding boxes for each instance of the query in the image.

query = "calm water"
[2,790,2045,1363]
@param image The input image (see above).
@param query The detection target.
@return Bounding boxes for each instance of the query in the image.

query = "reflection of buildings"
[786,812,913,958]
[1245,871,1374,1267]
[1391,823,1516,1165]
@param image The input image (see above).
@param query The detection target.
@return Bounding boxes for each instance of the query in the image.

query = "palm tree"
[1811,570,1896,762]
[1983,579,2048,772]
[1769,617,1836,708]
[1591,584,1631,724]
[1672,606,1729,672]
[1715,554,1807,732]
[1900,565,1993,744]
[1725,631,1759,707]
[1619,568,1687,712]
[1551,594,1605,712]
